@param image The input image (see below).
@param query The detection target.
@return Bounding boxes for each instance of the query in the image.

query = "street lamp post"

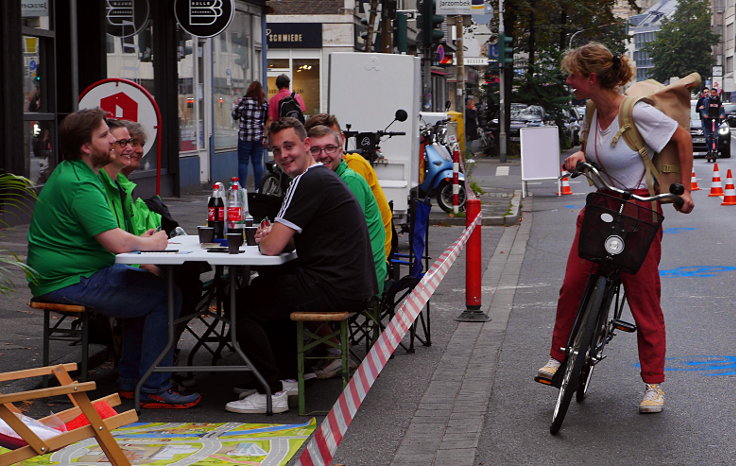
[568,22,619,49]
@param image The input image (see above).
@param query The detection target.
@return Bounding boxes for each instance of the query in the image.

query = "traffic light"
[498,34,513,68]
[417,0,444,47]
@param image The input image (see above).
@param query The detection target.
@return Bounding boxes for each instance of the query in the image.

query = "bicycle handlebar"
[565,161,685,209]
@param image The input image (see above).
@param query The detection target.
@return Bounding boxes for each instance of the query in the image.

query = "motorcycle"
[259,159,290,198]
[343,109,408,165]
[417,117,466,213]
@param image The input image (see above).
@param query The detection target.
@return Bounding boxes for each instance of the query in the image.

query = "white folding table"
[116,234,296,413]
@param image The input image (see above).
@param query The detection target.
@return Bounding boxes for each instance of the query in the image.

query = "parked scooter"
[259,160,290,197]
[418,117,466,213]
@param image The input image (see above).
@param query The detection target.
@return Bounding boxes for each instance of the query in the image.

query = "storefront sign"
[106,0,150,38]
[21,1,49,17]
[79,79,160,155]
[174,0,234,38]
[267,23,322,49]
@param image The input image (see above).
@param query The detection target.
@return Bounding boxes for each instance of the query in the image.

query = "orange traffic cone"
[721,169,736,205]
[559,171,573,196]
[690,170,701,191]
[708,163,724,197]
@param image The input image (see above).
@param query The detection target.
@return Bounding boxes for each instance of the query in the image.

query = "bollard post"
[452,145,460,215]
[456,199,490,322]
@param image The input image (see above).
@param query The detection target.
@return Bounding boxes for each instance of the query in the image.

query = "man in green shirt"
[27,108,201,409]
[306,125,387,292]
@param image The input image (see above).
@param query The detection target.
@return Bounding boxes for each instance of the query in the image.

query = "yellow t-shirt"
[344,153,393,257]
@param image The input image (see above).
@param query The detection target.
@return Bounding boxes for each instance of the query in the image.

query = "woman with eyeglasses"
[232,81,269,190]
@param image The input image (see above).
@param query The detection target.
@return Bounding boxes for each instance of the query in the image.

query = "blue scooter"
[418,118,466,213]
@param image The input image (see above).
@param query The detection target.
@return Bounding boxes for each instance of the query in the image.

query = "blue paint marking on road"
[636,355,736,375]
[563,205,578,209]
[659,265,736,278]
[662,227,697,234]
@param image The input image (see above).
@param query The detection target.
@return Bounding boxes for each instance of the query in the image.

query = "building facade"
[2,0,268,211]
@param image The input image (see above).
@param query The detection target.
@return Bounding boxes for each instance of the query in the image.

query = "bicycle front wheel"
[550,275,607,435]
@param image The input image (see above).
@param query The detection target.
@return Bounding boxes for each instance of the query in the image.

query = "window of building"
[266,54,321,119]
[21,2,56,185]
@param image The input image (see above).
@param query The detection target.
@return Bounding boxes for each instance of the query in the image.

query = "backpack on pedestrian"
[278,92,305,124]
[580,72,701,202]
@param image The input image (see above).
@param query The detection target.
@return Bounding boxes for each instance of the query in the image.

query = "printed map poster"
[0,420,316,465]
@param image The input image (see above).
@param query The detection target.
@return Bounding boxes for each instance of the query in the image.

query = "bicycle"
[535,162,684,435]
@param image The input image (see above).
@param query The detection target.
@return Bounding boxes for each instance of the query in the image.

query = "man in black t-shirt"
[226,117,377,414]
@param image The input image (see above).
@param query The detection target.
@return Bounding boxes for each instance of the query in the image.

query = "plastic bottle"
[227,184,243,230]
[230,177,251,225]
[207,184,225,239]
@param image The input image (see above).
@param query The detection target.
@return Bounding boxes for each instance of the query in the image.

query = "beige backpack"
[580,72,701,202]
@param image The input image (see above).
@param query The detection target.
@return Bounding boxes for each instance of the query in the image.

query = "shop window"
[292,60,320,117]
[213,9,256,151]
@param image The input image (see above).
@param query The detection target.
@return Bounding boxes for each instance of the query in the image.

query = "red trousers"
[550,200,666,384]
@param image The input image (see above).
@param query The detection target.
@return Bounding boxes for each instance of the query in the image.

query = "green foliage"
[644,0,719,83]
[0,173,38,295]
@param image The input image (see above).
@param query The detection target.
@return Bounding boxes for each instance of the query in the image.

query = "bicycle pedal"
[612,319,636,333]
[534,375,554,386]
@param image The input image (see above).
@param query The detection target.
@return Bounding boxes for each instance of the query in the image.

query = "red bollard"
[455,199,490,322]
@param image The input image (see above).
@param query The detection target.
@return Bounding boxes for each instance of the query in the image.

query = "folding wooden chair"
[0,363,137,466]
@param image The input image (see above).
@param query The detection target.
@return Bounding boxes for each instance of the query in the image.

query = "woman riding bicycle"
[537,42,695,414]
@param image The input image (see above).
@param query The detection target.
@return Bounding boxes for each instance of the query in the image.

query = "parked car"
[561,106,581,146]
[508,104,546,142]
[723,102,736,126]
[690,99,731,158]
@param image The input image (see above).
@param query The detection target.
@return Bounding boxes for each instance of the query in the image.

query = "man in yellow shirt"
[305,114,393,258]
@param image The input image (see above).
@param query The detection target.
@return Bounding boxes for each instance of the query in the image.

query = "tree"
[644,0,720,83]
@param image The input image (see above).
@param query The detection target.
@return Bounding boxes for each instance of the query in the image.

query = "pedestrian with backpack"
[267,74,306,128]
[536,42,694,415]
[232,81,269,189]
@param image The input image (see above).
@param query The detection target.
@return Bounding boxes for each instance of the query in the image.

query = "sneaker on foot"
[537,358,561,379]
[639,383,665,413]
[140,388,202,409]
[235,380,297,400]
[225,391,288,414]
[315,358,358,379]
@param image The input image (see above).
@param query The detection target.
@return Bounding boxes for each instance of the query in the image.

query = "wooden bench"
[289,312,355,415]
[29,300,92,382]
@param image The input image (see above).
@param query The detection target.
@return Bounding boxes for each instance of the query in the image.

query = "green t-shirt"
[27,160,119,296]
[98,169,135,233]
[335,160,387,293]
[118,174,161,236]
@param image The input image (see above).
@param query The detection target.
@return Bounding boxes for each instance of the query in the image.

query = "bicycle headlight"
[604,235,625,255]
[718,123,730,136]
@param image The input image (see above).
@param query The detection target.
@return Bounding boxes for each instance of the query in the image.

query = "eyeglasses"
[309,145,340,156]
[112,138,135,148]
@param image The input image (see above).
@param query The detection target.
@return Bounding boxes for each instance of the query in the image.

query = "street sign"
[713,65,723,78]
[488,43,498,59]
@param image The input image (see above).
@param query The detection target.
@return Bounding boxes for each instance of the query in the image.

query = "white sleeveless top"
[583,102,678,189]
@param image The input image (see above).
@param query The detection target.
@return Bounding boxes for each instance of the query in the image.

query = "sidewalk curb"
[429,190,522,227]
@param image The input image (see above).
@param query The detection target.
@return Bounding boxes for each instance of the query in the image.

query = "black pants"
[235,266,365,393]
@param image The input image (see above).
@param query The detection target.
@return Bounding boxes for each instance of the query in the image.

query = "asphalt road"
[476,157,736,464]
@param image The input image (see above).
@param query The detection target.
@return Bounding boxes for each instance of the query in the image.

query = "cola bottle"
[227,184,243,230]
[207,184,225,239]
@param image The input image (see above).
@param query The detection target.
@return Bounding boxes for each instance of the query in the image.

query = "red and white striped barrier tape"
[296,212,482,466]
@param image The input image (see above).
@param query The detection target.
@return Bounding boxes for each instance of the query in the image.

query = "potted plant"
[0,172,37,295]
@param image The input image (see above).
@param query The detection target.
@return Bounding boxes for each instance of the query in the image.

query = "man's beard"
[90,148,112,168]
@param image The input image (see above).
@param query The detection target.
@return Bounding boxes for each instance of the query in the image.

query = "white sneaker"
[236,380,297,400]
[315,358,358,379]
[280,379,298,396]
[225,391,288,414]
[537,358,561,379]
[639,384,665,414]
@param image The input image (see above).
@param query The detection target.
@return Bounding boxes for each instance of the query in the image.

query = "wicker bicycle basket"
[578,191,663,274]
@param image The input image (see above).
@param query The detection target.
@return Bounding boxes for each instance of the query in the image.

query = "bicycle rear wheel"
[550,275,607,434]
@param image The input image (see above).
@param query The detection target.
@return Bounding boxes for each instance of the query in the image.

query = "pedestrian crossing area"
[495,166,510,176]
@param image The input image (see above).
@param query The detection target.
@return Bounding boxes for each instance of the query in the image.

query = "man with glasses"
[26,109,202,409]
[306,125,386,293]
[225,117,377,414]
